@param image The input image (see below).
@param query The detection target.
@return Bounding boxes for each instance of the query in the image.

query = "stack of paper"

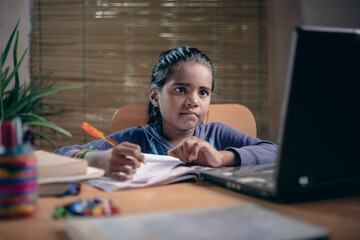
[35,150,104,184]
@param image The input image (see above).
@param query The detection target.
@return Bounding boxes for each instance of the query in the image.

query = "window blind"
[31,0,268,151]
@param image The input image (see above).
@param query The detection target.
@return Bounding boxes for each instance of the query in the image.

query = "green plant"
[1,20,84,149]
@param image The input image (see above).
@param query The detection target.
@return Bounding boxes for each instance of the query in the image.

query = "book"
[35,150,105,184]
[64,203,328,240]
[38,182,80,197]
[85,153,210,191]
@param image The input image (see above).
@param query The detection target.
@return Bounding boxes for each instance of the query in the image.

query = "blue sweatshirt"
[55,122,277,166]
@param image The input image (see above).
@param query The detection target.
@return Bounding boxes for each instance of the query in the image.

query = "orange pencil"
[81,122,145,164]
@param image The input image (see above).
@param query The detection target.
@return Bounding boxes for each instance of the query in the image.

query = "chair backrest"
[111,104,257,137]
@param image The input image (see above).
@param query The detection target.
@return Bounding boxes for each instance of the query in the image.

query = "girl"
[55,46,277,181]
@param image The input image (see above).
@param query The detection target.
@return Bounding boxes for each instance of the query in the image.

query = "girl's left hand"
[167,136,238,167]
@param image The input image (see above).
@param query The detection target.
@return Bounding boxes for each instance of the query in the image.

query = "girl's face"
[151,61,213,134]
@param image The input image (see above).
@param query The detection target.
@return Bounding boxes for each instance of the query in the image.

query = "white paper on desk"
[85,153,207,191]
[64,204,328,240]
[131,154,184,182]
[38,166,105,184]
[35,150,105,184]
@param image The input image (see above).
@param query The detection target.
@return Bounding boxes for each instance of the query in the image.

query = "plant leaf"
[13,31,20,100]
[5,31,21,108]
[1,20,19,66]
[33,103,63,116]
[3,46,28,90]
[1,66,9,83]
[0,49,3,119]
[4,84,84,119]
[2,19,81,146]
[20,113,72,137]
[32,130,58,149]
[23,120,72,137]
[20,112,49,122]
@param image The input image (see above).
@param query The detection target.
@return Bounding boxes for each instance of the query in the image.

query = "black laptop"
[201,26,360,203]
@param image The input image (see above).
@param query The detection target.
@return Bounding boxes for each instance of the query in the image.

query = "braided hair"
[147,46,214,126]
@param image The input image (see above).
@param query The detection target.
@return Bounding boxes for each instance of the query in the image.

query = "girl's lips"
[179,112,199,117]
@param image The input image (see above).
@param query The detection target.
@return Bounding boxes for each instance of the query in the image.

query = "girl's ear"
[149,88,159,107]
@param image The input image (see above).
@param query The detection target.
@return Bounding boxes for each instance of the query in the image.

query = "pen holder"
[0,150,38,218]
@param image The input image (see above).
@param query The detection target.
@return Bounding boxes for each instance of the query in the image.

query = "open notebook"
[85,153,210,191]
[201,26,360,202]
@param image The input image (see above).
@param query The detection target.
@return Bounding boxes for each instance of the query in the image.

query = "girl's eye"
[199,90,209,97]
[175,87,186,94]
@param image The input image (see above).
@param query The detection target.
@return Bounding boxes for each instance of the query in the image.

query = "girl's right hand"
[85,142,143,181]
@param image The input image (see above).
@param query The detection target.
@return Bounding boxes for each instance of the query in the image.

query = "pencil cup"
[0,150,38,218]
[0,118,37,218]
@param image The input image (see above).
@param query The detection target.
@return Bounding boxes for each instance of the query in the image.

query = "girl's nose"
[185,92,200,107]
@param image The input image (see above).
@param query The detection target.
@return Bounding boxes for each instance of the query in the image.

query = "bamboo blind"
[31,0,268,151]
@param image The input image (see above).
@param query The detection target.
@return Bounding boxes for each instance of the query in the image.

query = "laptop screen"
[275,26,360,187]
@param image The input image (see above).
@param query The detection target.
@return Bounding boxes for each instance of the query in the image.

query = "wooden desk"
[1,182,359,240]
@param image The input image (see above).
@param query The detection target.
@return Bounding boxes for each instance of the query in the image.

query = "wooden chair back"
[112,104,257,137]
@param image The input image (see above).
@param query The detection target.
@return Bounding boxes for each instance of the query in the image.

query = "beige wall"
[267,0,360,142]
[0,0,32,87]
[267,0,302,142]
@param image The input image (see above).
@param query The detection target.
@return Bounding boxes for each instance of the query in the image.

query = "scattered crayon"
[53,198,120,219]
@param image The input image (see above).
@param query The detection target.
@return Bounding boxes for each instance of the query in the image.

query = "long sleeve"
[195,122,278,166]
[54,127,150,157]
[55,123,277,166]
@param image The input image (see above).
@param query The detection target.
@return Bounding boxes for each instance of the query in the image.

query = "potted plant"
[1,20,84,149]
